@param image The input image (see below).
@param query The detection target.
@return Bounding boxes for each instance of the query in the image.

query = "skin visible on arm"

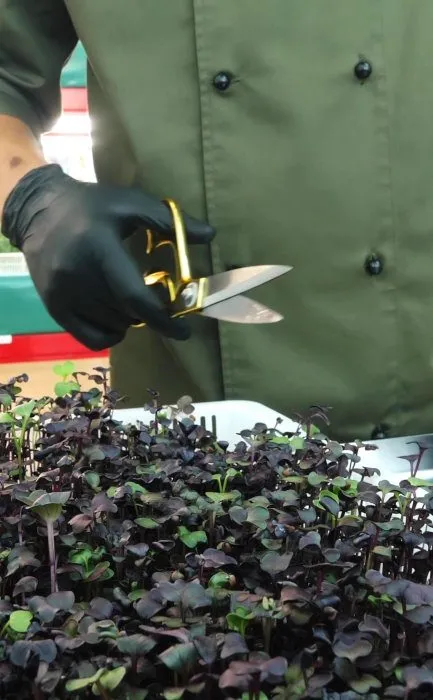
[9,156,24,169]
[0,115,47,219]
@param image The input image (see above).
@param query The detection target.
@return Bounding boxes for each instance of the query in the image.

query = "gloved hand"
[1,164,215,350]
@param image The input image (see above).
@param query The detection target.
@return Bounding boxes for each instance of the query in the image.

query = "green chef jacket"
[1,1,433,442]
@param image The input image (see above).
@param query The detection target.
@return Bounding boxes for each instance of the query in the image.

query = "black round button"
[364,253,384,276]
[354,60,372,81]
[371,423,390,440]
[212,71,233,92]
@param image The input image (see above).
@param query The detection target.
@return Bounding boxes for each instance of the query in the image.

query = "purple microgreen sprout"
[0,367,433,697]
[14,489,70,593]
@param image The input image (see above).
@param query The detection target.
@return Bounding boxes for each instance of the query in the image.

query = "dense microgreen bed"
[0,363,433,699]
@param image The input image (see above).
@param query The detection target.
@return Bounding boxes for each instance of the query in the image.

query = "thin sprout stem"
[95,681,111,700]
[46,520,58,594]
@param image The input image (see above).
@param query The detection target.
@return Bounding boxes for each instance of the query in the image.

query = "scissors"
[134,199,292,328]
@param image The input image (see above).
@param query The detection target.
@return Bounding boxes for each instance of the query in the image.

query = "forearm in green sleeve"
[0,0,78,136]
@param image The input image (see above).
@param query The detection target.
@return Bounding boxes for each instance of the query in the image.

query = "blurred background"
[0,43,109,396]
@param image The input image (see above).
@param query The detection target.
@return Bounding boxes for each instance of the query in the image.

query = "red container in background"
[0,333,108,364]
[61,87,88,113]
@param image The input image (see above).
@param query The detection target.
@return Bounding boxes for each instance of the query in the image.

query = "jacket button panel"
[364,253,384,276]
[354,59,373,81]
[212,71,233,92]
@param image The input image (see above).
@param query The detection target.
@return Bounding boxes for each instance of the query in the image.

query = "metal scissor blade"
[200,295,283,323]
[203,264,292,309]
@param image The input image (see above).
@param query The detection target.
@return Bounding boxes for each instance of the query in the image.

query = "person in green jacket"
[1,2,432,442]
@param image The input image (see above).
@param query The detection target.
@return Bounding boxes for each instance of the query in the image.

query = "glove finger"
[53,311,125,352]
[111,188,215,244]
[44,281,129,351]
[46,270,132,333]
[101,235,191,341]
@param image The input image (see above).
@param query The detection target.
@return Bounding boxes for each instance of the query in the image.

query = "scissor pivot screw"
[181,283,198,309]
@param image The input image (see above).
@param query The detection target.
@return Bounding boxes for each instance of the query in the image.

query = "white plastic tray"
[113,400,433,483]
[113,400,299,445]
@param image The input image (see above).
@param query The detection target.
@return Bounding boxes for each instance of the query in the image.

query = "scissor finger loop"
[132,198,290,330]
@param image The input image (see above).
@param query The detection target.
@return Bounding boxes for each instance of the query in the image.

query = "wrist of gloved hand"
[2,163,65,249]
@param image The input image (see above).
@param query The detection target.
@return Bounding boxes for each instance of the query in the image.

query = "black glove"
[2,164,215,350]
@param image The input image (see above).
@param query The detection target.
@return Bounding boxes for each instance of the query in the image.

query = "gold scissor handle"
[144,198,192,286]
[133,199,205,329]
